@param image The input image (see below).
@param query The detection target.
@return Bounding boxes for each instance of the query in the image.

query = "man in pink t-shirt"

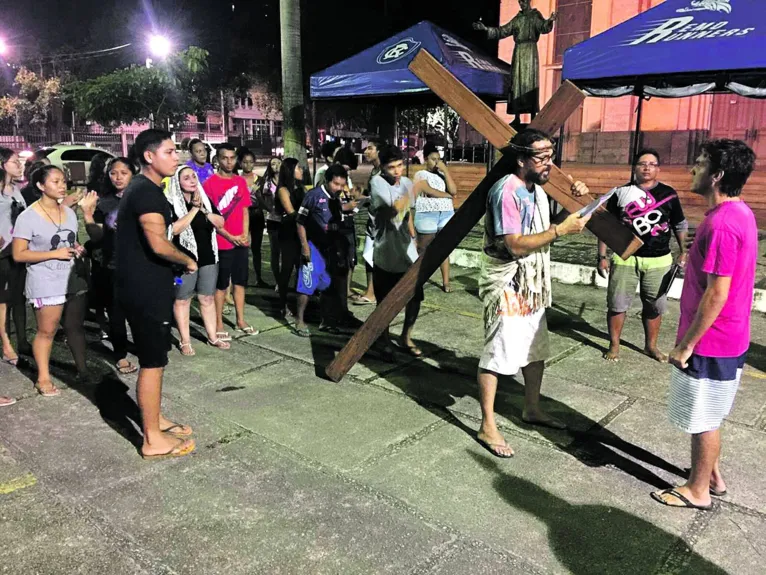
[652,140,757,512]
[203,143,256,341]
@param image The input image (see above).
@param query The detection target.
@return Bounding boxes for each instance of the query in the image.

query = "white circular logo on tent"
[677,0,732,13]
[376,38,422,64]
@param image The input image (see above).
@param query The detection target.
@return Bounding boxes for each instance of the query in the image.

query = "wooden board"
[407,49,642,260]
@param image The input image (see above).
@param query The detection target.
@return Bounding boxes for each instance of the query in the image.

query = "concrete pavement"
[1,264,766,574]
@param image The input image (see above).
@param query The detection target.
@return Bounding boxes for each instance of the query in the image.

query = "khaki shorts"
[607,253,673,317]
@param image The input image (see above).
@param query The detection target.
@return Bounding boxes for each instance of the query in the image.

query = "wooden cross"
[324,49,643,382]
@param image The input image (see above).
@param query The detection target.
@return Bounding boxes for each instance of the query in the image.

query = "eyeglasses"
[531,153,555,165]
[636,162,659,168]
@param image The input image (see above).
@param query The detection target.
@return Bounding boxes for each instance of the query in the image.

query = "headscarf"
[166,165,218,263]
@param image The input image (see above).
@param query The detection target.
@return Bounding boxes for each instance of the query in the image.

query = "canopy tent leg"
[443,104,449,161]
[394,105,399,147]
[406,112,411,175]
[629,88,645,172]
[312,100,318,180]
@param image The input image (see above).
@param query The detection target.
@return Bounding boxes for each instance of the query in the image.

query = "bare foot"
[603,345,620,362]
[710,471,727,496]
[522,409,566,430]
[159,415,193,436]
[644,347,668,363]
[477,428,514,458]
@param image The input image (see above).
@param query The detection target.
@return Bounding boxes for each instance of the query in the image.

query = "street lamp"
[0,38,8,56]
[146,34,171,68]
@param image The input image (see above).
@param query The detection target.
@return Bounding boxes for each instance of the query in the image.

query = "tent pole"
[312,100,318,180]
[394,105,399,147]
[630,87,644,171]
[406,112,411,175]
[443,104,449,161]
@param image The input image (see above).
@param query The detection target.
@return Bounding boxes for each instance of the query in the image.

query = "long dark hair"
[86,152,112,194]
[0,147,17,189]
[100,157,137,197]
[276,158,305,215]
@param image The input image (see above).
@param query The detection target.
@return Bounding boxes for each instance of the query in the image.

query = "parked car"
[37,144,115,185]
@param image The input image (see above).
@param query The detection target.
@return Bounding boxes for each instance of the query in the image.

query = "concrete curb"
[449,248,766,314]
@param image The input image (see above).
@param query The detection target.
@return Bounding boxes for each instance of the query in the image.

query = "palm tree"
[279,0,308,165]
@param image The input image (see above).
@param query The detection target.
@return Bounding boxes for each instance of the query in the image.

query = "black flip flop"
[651,488,713,511]
[477,436,514,459]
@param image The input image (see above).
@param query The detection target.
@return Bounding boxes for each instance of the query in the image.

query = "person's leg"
[10,264,30,353]
[639,260,672,362]
[173,298,194,355]
[362,263,376,302]
[137,366,193,456]
[61,294,88,375]
[214,289,227,332]
[268,228,281,286]
[372,267,393,350]
[438,212,454,291]
[33,304,64,393]
[233,247,250,330]
[400,295,422,353]
[0,303,16,361]
[657,429,718,508]
[477,368,514,456]
[605,258,638,361]
[278,239,299,315]
[215,250,233,334]
[250,209,265,284]
[107,272,131,367]
[710,452,727,495]
[520,360,565,428]
[198,294,224,343]
[296,294,310,331]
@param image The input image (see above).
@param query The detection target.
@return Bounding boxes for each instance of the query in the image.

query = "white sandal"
[207,338,231,350]
[179,342,196,357]
[214,331,232,342]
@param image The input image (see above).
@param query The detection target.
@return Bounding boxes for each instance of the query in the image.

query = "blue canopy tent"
[308,21,511,174]
[310,20,511,100]
[562,0,766,159]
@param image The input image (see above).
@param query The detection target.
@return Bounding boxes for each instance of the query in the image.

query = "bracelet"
[598,255,608,261]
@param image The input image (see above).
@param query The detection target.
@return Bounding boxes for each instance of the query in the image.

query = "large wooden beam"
[324,50,641,382]
[326,154,518,382]
[408,49,642,260]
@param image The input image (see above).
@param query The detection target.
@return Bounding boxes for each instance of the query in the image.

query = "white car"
[37,144,116,184]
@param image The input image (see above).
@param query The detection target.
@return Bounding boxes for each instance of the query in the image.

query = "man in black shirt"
[116,129,197,459]
[597,149,688,363]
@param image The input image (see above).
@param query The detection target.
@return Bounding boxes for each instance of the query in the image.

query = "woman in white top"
[413,143,458,292]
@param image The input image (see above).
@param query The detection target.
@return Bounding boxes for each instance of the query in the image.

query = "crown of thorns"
[506,142,555,154]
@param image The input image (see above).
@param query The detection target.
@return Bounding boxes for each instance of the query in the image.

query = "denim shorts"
[414,210,454,234]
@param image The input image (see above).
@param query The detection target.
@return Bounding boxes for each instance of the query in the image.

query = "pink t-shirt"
[203,174,252,250]
[677,201,758,358]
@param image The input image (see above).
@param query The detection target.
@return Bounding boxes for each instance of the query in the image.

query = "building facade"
[494,0,766,165]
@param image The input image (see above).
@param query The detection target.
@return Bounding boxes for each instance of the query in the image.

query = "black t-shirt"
[115,175,175,321]
[93,194,122,269]
[276,185,306,240]
[606,182,687,258]
[172,201,219,267]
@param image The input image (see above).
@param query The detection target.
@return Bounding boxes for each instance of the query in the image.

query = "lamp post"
[146,34,172,68]
[0,38,7,56]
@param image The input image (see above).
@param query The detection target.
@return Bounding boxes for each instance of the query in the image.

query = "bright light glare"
[0,39,7,56]
[148,35,172,58]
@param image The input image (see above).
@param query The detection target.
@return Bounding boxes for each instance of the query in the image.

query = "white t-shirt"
[414,170,453,213]
[369,175,416,273]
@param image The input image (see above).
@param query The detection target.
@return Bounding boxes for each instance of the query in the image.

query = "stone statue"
[474,0,557,121]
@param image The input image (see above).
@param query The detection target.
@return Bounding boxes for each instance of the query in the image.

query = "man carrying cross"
[477,129,591,458]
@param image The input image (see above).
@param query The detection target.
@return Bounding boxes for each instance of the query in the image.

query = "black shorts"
[123,306,172,369]
[0,255,26,305]
[217,247,249,289]
[373,266,424,305]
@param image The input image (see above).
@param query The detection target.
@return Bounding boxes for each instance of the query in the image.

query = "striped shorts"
[668,352,746,434]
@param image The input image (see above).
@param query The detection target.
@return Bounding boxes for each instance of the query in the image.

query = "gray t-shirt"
[0,184,26,256]
[369,174,415,274]
[13,206,78,299]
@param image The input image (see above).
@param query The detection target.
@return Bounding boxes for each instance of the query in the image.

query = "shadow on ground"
[470,451,727,575]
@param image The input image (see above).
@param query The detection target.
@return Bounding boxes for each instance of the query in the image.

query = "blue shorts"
[297,242,332,296]
[414,210,454,234]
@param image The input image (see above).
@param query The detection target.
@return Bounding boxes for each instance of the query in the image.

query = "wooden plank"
[530,80,586,138]
[407,49,642,260]
[325,153,518,382]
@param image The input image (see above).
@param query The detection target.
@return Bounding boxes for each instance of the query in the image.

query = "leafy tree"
[0,68,63,129]
[65,47,210,128]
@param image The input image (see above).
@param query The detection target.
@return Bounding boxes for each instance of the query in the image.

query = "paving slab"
[244,323,425,382]
[429,544,539,575]
[683,506,766,575]
[603,399,766,514]
[356,424,711,575]
[0,487,148,574]
[0,383,240,501]
[369,359,626,445]
[80,441,454,575]
[174,359,442,472]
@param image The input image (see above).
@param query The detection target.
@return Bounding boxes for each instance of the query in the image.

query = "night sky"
[3,0,500,80]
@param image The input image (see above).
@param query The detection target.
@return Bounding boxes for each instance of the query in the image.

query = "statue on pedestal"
[474,0,557,124]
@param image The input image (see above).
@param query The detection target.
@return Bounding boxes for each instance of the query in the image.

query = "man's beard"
[527,169,550,186]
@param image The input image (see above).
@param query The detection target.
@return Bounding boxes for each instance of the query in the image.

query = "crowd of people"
[0,127,759,510]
